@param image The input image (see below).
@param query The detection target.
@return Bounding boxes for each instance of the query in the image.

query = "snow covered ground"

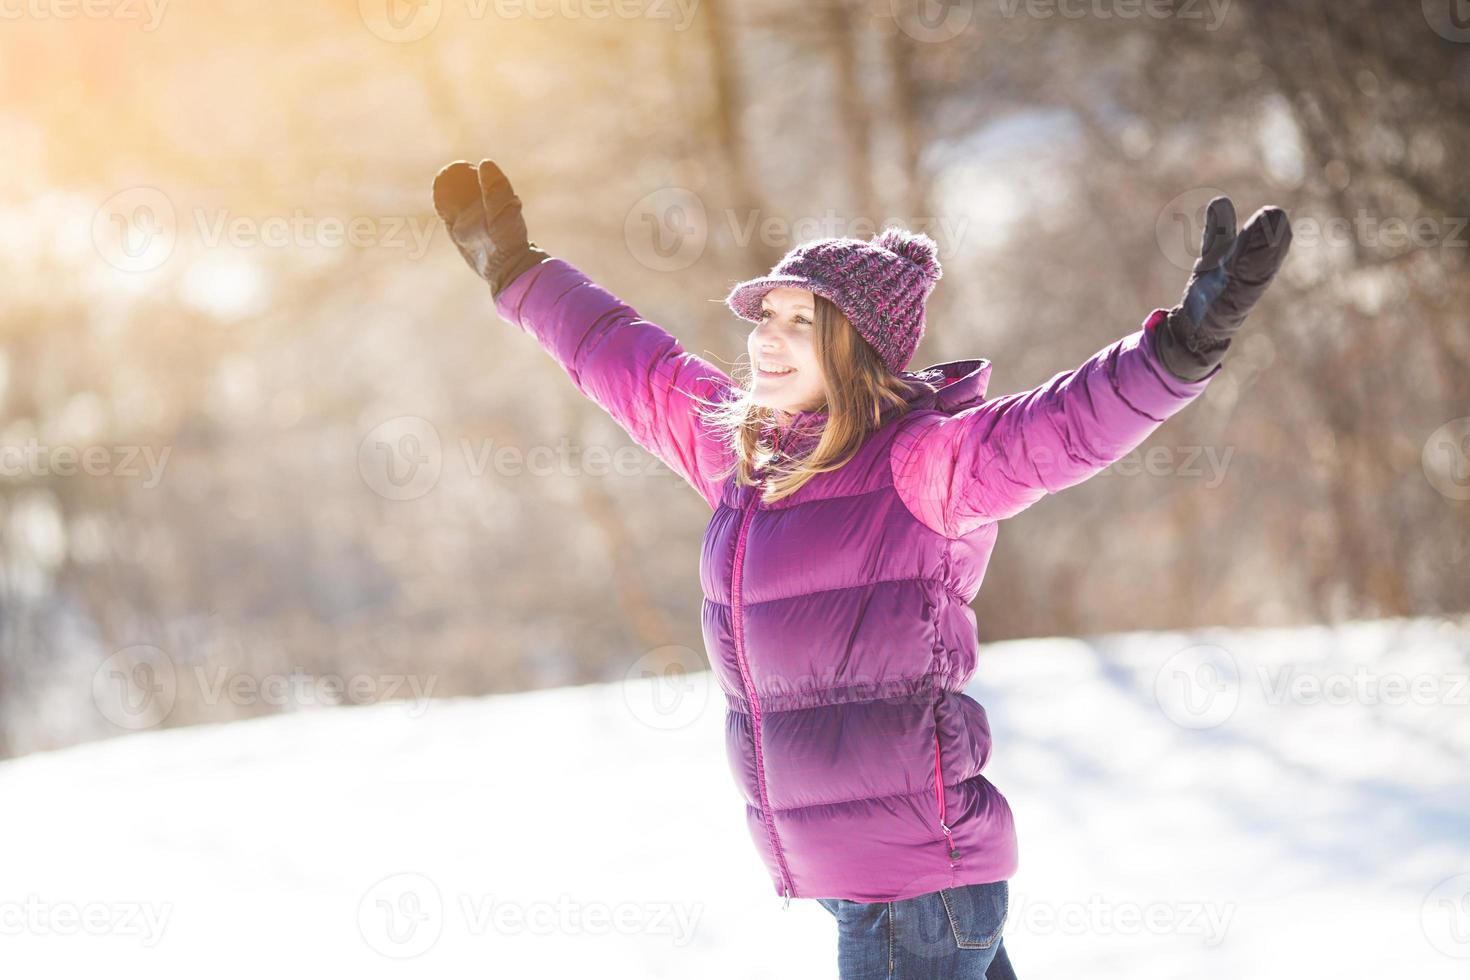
[2,614,1468,979]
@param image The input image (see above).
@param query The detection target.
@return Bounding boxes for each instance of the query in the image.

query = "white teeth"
[758,362,794,375]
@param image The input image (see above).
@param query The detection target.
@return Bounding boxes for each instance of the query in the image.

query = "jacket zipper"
[732,432,796,907]
[934,731,961,865]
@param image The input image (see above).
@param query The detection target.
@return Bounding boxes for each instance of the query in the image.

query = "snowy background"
[4,614,1468,979]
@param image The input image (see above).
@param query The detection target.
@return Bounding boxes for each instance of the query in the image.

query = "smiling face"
[748,286,828,416]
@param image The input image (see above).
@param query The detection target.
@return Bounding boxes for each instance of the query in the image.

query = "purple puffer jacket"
[494,257,1217,903]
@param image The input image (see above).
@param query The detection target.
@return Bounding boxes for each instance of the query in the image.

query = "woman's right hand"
[431,159,550,298]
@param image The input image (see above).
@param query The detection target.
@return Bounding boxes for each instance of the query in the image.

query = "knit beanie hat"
[724,227,943,375]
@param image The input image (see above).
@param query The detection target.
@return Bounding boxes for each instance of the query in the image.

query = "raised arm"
[893,314,1212,536]
[493,256,736,509]
[893,197,1292,538]
[433,159,736,510]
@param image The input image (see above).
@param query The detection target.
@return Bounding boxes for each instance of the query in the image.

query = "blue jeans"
[817,880,1016,979]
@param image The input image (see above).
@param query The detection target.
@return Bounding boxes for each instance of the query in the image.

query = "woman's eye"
[758,311,810,325]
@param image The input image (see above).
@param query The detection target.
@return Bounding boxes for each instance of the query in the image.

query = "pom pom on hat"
[872,227,943,284]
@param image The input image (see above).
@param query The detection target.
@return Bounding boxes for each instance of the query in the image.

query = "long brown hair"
[699,293,932,504]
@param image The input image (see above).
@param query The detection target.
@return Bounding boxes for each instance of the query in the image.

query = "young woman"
[432,159,1291,979]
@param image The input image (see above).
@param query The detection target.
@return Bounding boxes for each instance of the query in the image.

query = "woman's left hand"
[1153,196,1293,381]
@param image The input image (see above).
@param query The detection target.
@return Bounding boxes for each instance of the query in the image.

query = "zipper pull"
[782,884,791,910]
[940,820,961,862]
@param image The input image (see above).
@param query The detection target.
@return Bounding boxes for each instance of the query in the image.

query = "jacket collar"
[897,357,993,413]
[763,357,993,452]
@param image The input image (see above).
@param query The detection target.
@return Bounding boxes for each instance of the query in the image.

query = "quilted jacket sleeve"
[891,310,1219,538]
[493,256,737,510]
